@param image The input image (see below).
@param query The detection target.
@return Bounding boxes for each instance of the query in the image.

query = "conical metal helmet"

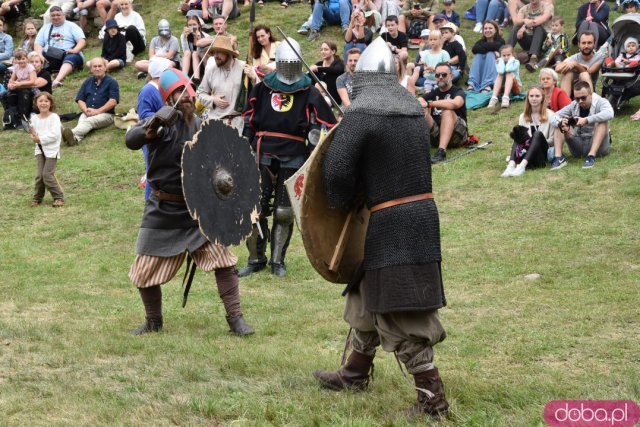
[275,38,304,85]
[158,19,171,37]
[355,37,395,74]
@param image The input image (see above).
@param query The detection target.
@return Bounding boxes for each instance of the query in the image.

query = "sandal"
[631,112,640,121]
[480,86,493,93]
[281,1,288,6]
[31,201,41,207]
[52,199,65,207]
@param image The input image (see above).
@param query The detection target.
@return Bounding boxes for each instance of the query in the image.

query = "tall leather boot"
[238,219,269,278]
[131,285,163,335]
[407,368,450,417]
[216,267,254,336]
[313,351,374,391]
[270,206,293,277]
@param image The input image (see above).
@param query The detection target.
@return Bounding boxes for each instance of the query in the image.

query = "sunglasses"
[434,72,449,78]
[575,95,588,101]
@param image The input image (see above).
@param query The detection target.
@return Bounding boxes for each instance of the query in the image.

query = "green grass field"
[0,0,638,425]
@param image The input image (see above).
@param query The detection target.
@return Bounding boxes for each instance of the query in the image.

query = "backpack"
[407,19,428,39]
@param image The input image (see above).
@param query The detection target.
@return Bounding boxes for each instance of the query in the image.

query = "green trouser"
[343,280,446,375]
[33,155,64,202]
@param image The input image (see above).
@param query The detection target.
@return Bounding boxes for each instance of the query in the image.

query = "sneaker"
[582,155,596,169]
[307,29,320,42]
[550,155,567,170]
[511,163,526,176]
[501,163,516,177]
[501,96,510,108]
[473,22,482,33]
[431,148,446,164]
[137,71,147,79]
[488,96,498,108]
[297,24,310,35]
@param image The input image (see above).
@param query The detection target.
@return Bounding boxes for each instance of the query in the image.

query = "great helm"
[275,38,304,85]
[159,68,196,103]
[158,19,171,37]
[354,37,395,74]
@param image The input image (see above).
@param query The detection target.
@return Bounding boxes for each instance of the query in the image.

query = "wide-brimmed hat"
[440,22,458,33]
[209,36,239,58]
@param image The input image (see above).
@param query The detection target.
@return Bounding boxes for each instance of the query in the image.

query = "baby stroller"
[601,13,640,110]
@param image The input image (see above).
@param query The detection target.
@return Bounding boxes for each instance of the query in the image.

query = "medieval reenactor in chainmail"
[125,68,254,336]
[240,38,337,278]
[312,37,450,417]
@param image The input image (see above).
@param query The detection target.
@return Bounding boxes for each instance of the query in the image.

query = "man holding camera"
[125,68,254,336]
[549,80,613,170]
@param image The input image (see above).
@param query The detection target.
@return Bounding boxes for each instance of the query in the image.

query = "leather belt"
[152,188,185,203]
[370,192,434,213]
[255,131,306,164]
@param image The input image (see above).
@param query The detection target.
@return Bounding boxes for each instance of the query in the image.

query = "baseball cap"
[432,13,447,21]
[440,22,458,33]
[420,29,431,38]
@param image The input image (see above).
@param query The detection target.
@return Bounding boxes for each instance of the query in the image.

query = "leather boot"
[238,261,267,277]
[407,368,450,417]
[130,317,163,335]
[313,351,374,391]
[227,315,255,336]
[238,221,268,278]
[270,262,286,277]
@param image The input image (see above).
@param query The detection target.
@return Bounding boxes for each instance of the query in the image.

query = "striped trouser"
[129,242,238,289]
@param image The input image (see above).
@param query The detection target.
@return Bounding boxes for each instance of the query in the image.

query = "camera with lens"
[566,116,578,127]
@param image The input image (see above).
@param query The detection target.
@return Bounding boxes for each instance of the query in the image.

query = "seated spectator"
[488,44,522,109]
[0,17,13,77]
[186,0,240,21]
[508,0,553,69]
[309,41,345,104]
[418,62,467,163]
[134,19,180,79]
[419,30,450,93]
[20,19,38,54]
[28,52,53,95]
[196,36,246,133]
[441,0,460,27]
[353,0,383,32]
[34,6,86,88]
[307,0,351,42]
[336,47,360,107]
[88,19,126,71]
[248,25,279,80]
[549,80,613,170]
[621,0,639,13]
[467,20,504,92]
[73,0,97,33]
[555,31,604,95]
[42,0,75,25]
[96,0,122,23]
[604,37,640,68]
[181,15,209,84]
[398,0,434,39]
[539,67,571,112]
[381,15,408,62]
[0,0,29,21]
[62,57,119,145]
[397,54,417,95]
[343,9,373,62]
[99,0,146,58]
[527,15,569,71]
[1,49,36,130]
[441,22,466,82]
[501,86,555,176]
[196,14,238,57]
[575,0,609,49]
[472,0,505,33]
[380,0,402,24]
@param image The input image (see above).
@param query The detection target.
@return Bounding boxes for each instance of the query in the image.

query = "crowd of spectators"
[2,0,638,209]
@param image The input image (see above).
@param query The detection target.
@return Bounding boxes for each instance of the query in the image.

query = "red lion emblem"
[294,174,305,199]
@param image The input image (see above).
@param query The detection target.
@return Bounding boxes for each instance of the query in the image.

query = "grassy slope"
[0,0,638,425]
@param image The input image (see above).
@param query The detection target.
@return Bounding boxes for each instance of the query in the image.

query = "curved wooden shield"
[182,119,260,246]
[299,124,370,284]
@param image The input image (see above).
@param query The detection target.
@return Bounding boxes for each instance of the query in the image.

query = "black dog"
[510,125,530,145]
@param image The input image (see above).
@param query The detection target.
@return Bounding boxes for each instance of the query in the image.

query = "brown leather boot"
[313,351,374,391]
[227,315,255,336]
[130,317,163,335]
[408,368,450,417]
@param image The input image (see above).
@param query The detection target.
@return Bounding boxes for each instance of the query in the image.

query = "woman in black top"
[575,0,610,48]
[310,41,345,105]
[29,52,52,95]
[467,20,505,92]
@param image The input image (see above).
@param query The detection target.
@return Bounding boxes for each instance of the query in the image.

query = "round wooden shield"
[182,119,260,246]
[299,124,370,284]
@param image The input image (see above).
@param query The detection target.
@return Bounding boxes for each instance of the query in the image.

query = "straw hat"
[210,35,239,58]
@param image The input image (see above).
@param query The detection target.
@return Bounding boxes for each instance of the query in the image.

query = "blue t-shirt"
[36,21,85,54]
[76,74,120,114]
[137,82,164,120]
